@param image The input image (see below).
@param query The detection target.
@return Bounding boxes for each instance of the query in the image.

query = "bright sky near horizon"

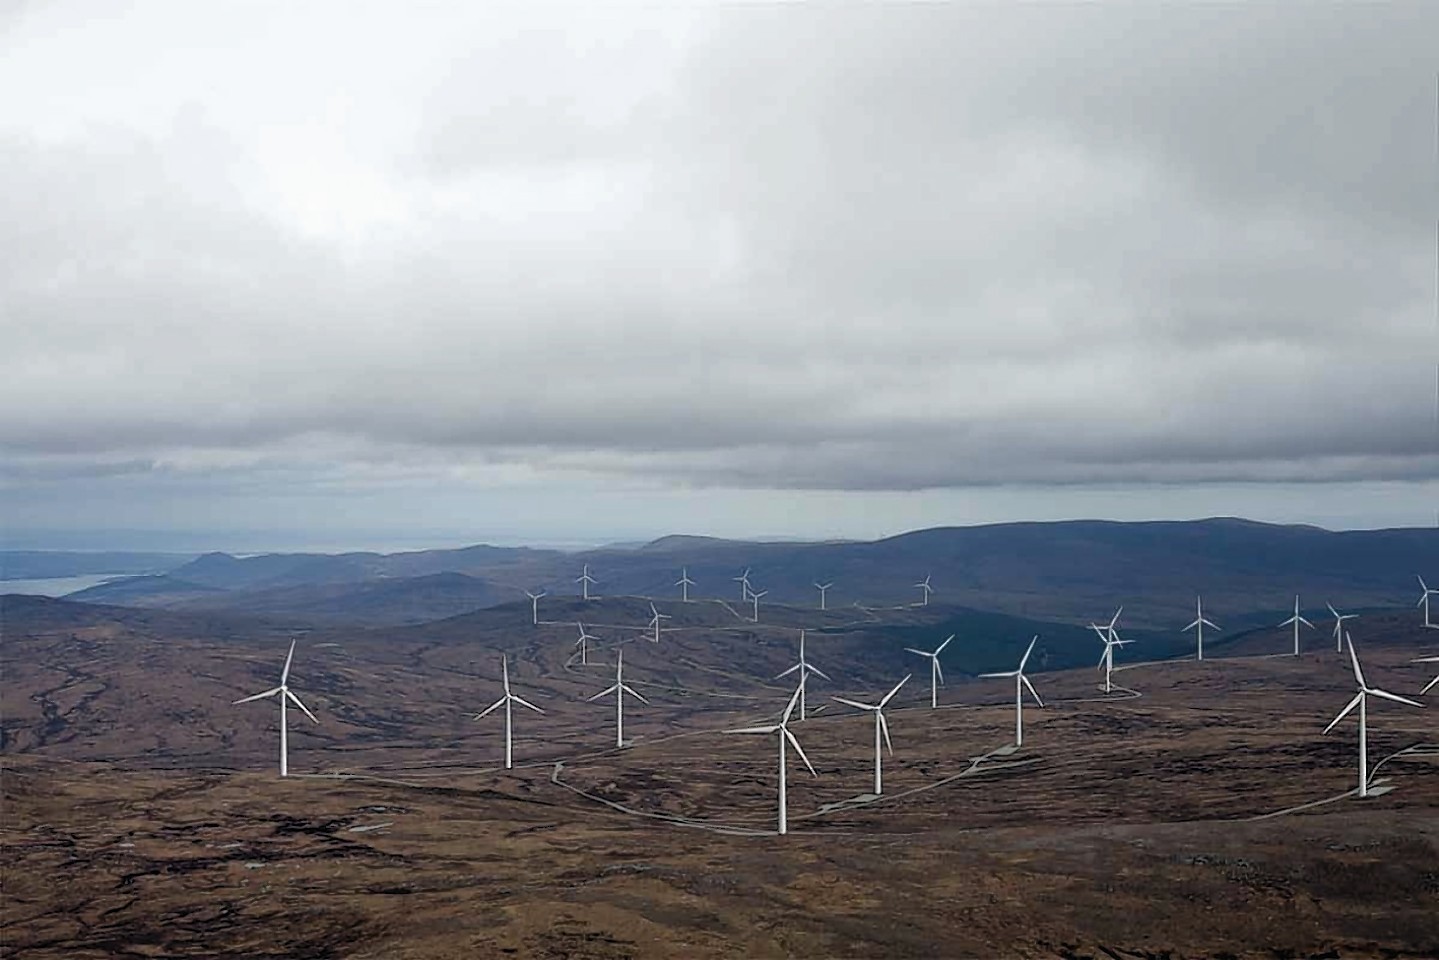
[2,1,1436,553]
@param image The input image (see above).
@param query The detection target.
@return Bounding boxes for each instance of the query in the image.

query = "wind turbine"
[726,683,817,835]
[1413,655,1439,695]
[1417,576,1438,628]
[233,639,318,778]
[832,675,909,796]
[1183,596,1219,660]
[588,648,648,747]
[474,654,543,770]
[1090,608,1129,694]
[576,564,597,601]
[980,636,1043,747]
[814,581,833,610]
[574,621,598,666]
[647,602,671,643]
[750,589,767,623]
[524,589,546,626]
[1278,596,1314,656]
[774,630,830,721]
[675,568,696,602]
[733,568,752,601]
[904,634,952,709]
[1326,603,1358,652]
[1324,634,1423,797]
[914,574,933,607]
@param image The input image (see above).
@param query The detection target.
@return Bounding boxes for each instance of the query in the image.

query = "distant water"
[0,574,128,597]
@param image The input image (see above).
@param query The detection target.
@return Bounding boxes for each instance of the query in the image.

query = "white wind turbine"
[1324,634,1423,797]
[1183,596,1219,661]
[588,648,648,748]
[914,574,933,606]
[750,588,767,623]
[1413,655,1439,695]
[675,568,696,602]
[814,581,833,610]
[1279,596,1314,656]
[904,634,953,709]
[574,621,598,666]
[233,639,319,778]
[1326,603,1358,652]
[1417,576,1438,628]
[576,564,597,600]
[475,654,543,770]
[1089,608,1129,694]
[726,683,817,836]
[774,630,830,721]
[980,636,1043,747]
[647,602,671,643]
[733,567,752,601]
[524,589,546,626]
[832,675,909,796]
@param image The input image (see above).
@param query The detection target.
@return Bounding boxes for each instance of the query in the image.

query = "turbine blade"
[808,665,832,682]
[587,684,620,702]
[880,674,911,706]
[280,639,296,685]
[1367,687,1424,709]
[475,697,505,720]
[621,684,650,705]
[1345,635,1366,688]
[1422,675,1438,695]
[727,724,780,735]
[1323,693,1363,734]
[831,696,875,711]
[1326,602,1339,618]
[511,694,544,714]
[1019,636,1037,670]
[903,648,930,657]
[233,686,282,705]
[784,728,818,777]
[286,689,319,723]
[979,670,1017,679]
[781,683,803,724]
[936,635,953,654]
[1183,619,1200,632]
[1021,674,1043,707]
[933,659,944,685]
[1298,616,1313,628]
[774,663,801,679]
[879,711,893,755]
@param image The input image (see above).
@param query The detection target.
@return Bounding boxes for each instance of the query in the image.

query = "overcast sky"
[3,1,1436,553]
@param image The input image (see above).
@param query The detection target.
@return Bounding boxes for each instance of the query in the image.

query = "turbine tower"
[733,567,752,602]
[475,655,543,770]
[750,589,767,623]
[774,630,831,721]
[1324,634,1423,797]
[832,675,909,796]
[574,621,598,666]
[1278,595,1314,656]
[1417,576,1438,628]
[576,564,597,601]
[1413,655,1439,695]
[914,574,933,607]
[1183,596,1219,661]
[675,568,696,602]
[1326,603,1358,652]
[524,590,546,626]
[587,648,649,747]
[904,634,953,709]
[647,602,671,643]
[726,683,817,835]
[980,636,1043,747]
[233,639,319,778]
[814,581,833,611]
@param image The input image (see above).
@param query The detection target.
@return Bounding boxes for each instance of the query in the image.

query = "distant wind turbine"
[1324,634,1423,797]
[1090,608,1129,694]
[574,621,598,666]
[233,639,318,778]
[1417,576,1438,628]
[914,574,933,607]
[675,568,696,602]
[576,564,597,601]
[588,648,648,748]
[1183,596,1219,661]
[814,581,833,610]
[524,590,546,626]
[1413,655,1439,695]
[980,636,1043,747]
[733,567,753,602]
[832,675,909,796]
[750,589,767,623]
[904,634,953,709]
[647,602,671,643]
[726,683,817,836]
[1326,603,1358,652]
[475,655,543,770]
[1278,595,1314,656]
[774,630,830,721]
